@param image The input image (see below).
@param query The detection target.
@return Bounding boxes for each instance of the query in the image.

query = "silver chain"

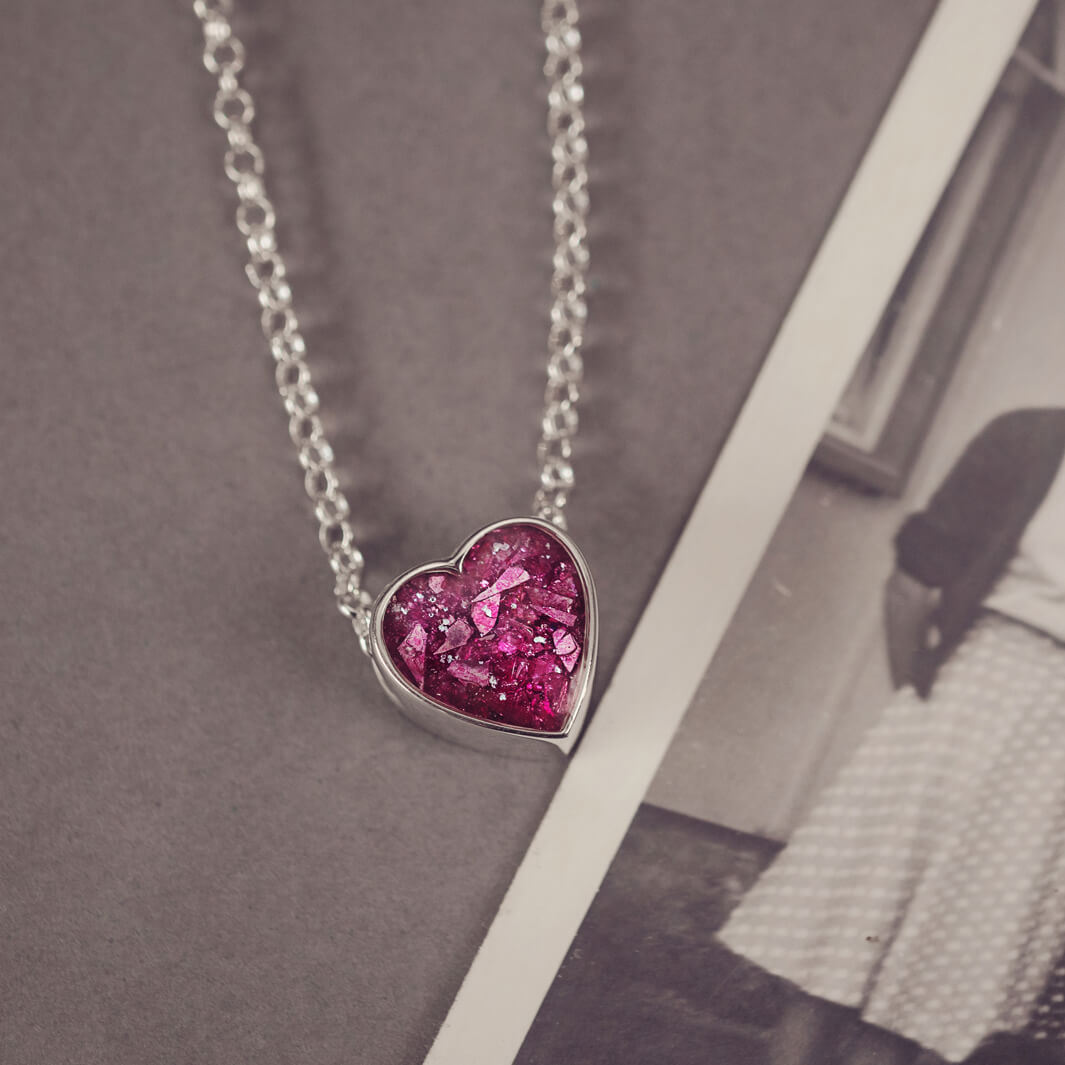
[193,0,589,648]
[533,0,590,529]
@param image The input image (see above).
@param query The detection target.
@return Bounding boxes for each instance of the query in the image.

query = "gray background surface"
[1,2,932,1062]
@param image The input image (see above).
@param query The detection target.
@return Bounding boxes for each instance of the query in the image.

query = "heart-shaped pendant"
[367,518,597,756]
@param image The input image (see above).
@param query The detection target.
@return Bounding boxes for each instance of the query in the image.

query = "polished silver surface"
[367,518,598,758]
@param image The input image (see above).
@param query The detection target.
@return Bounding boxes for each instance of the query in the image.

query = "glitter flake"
[434,618,473,656]
[447,661,491,687]
[552,628,581,673]
[471,594,501,634]
[472,566,531,603]
[397,623,427,688]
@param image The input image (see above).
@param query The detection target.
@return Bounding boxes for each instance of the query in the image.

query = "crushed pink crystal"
[380,523,587,731]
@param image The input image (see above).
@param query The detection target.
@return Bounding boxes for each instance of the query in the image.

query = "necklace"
[194,0,596,756]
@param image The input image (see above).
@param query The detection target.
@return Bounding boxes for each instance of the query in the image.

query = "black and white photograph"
[511,12,1065,1063]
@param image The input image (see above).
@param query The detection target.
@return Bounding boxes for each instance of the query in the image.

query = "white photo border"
[425,3,1040,1062]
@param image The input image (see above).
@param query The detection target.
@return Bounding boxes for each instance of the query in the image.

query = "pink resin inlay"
[380,523,588,731]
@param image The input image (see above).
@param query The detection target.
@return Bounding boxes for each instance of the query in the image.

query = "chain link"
[194,0,588,644]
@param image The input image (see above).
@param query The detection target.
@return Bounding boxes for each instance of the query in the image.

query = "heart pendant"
[367,518,597,756]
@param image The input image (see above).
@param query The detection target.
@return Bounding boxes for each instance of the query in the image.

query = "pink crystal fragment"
[497,618,534,655]
[552,628,580,673]
[528,586,577,627]
[379,523,588,731]
[471,593,501,634]
[397,623,427,688]
[552,629,578,656]
[472,565,530,603]
[552,568,579,597]
[543,606,578,626]
[434,618,473,656]
[447,661,491,687]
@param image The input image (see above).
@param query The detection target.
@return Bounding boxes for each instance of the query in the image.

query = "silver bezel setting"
[367,517,598,757]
